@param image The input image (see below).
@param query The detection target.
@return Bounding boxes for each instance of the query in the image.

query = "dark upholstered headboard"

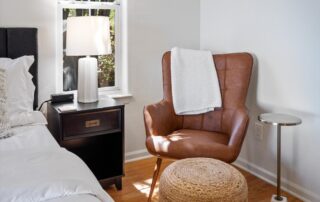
[0,28,38,109]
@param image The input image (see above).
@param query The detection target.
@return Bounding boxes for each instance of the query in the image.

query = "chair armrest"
[227,108,250,161]
[144,100,178,137]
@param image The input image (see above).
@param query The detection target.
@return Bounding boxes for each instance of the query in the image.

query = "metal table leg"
[276,125,283,201]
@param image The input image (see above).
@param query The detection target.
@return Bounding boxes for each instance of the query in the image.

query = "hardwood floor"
[106,157,302,202]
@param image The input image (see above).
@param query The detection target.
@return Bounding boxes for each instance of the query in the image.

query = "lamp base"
[77,57,98,103]
[271,195,287,202]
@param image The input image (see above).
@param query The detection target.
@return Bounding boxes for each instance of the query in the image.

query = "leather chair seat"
[146,129,236,162]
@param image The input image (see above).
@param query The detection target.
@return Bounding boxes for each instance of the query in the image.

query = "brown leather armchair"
[144,52,253,201]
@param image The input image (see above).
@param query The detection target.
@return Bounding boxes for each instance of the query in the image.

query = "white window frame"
[56,0,122,94]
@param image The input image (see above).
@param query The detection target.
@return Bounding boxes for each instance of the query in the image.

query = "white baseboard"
[234,157,320,202]
[125,149,152,163]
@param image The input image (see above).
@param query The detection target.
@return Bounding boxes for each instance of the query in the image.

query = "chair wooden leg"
[148,157,162,202]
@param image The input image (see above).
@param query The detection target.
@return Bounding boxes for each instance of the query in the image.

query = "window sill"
[108,93,132,99]
[99,90,132,101]
[62,89,132,103]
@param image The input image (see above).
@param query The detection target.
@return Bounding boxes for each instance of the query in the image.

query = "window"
[57,0,121,93]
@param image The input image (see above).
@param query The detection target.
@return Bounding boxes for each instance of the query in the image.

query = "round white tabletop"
[258,113,302,126]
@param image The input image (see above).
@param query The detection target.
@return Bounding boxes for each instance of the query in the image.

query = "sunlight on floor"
[144,178,152,185]
[132,178,159,199]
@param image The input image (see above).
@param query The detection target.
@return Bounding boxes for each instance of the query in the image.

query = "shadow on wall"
[244,53,268,162]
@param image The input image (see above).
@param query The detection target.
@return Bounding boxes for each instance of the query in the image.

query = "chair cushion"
[146,129,236,162]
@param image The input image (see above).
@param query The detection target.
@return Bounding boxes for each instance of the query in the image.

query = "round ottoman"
[159,158,248,202]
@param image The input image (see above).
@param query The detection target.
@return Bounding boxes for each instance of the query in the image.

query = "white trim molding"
[125,149,152,163]
[234,157,320,202]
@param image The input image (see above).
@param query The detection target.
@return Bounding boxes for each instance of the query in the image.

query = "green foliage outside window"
[98,9,115,87]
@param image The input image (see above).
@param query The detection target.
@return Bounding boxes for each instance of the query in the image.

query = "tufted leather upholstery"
[144,52,253,163]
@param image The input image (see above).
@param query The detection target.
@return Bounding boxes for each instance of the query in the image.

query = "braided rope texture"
[159,158,248,202]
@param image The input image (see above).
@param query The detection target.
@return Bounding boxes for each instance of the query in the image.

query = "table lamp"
[66,16,111,103]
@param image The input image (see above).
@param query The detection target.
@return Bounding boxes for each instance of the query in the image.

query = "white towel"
[171,47,222,115]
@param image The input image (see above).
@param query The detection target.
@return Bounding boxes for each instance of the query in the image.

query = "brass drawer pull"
[85,119,100,128]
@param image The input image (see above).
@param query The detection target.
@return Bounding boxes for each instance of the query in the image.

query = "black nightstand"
[47,98,125,190]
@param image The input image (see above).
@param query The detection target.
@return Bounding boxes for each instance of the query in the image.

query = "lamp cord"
[37,99,52,111]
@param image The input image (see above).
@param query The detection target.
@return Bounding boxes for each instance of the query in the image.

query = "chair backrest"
[162,51,253,134]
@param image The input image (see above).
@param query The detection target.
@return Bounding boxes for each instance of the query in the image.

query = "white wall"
[0,0,200,158]
[200,0,320,201]
[0,0,57,103]
[125,0,200,156]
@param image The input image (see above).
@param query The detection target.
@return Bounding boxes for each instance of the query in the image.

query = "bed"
[0,28,114,202]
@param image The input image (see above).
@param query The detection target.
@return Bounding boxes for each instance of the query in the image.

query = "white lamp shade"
[66,16,112,56]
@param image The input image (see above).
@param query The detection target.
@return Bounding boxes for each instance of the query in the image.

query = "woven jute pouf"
[159,158,248,202]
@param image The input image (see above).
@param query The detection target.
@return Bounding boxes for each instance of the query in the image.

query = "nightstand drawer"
[62,109,121,139]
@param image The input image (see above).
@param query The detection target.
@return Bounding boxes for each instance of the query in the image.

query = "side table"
[47,99,125,189]
[258,113,301,202]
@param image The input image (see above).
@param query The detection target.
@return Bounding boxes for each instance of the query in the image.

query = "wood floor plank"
[106,157,302,202]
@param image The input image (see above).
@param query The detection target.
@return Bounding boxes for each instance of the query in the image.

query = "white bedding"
[46,194,102,202]
[0,125,58,152]
[0,148,113,202]
[0,114,114,202]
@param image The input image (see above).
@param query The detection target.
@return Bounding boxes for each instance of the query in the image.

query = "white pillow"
[0,56,35,119]
[0,68,13,139]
